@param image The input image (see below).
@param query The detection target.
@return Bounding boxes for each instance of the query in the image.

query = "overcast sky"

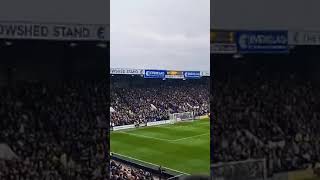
[212,0,320,30]
[111,0,209,71]
[0,0,108,24]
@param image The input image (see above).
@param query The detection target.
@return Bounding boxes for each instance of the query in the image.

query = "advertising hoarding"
[0,22,109,41]
[183,71,201,79]
[236,31,288,53]
[110,68,144,75]
[144,70,166,79]
[289,31,320,45]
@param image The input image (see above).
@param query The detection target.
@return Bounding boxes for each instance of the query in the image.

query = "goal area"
[169,112,195,123]
[211,159,267,180]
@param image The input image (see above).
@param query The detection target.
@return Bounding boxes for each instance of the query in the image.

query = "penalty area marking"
[111,152,190,176]
[115,131,209,142]
[170,133,209,142]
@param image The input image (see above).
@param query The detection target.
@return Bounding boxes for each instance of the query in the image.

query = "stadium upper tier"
[110,75,209,126]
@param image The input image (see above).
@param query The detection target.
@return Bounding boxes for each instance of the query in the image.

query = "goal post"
[169,111,195,123]
[211,159,267,180]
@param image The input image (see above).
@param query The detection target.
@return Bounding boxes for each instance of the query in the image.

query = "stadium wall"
[212,0,320,30]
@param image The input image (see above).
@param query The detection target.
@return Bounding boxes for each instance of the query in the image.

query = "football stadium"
[211,31,320,180]
[110,69,210,179]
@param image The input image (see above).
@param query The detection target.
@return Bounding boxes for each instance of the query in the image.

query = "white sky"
[212,0,320,30]
[0,0,108,24]
[111,0,210,71]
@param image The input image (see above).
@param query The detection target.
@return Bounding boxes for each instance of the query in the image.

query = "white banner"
[0,21,109,41]
[147,120,172,127]
[211,43,237,54]
[112,124,135,131]
[289,31,320,45]
[201,71,210,77]
[198,115,209,119]
[165,75,184,79]
[110,68,144,75]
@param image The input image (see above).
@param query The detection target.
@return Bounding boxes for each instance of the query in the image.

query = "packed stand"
[110,160,155,180]
[212,74,320,173]
[0,81,109,179]
[111,79,209,126]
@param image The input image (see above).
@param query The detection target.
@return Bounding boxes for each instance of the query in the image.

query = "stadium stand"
[0,81,109,179]
[110,160,154,180]
[0,40,109,179]
[110,74,209,179]
[111,76,209,127]
[212,48,320,178]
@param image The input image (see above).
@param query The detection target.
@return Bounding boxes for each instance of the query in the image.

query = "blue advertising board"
[183,71,201,79]
[236,31,288,53]
[144,70,166,79]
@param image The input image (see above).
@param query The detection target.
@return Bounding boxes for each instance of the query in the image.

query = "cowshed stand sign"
[0,21,109,41]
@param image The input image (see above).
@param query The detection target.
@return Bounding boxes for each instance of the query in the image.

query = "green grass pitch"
[111,118,210,175]
[287,168,320,180]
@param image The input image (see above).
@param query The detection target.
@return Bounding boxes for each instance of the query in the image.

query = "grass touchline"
[111,118,210,174]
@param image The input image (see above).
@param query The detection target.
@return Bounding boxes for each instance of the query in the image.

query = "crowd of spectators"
[110,160,154,180]
[212,74,320,173]
[0,81,109,179]
[111,79,209,126]
[110,78,209,179]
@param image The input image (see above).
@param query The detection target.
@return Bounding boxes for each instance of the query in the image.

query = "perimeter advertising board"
[0,0,109,41]
[0,22,109,41]
[236,31,289,53]
[165,71,184,79]
[144,70,204,79]
[211,30,237,54]
[183,71,201,79]
[144,70,166,79]
[201,71,210,77]
[110,68,144,75]
[289,31,320,45]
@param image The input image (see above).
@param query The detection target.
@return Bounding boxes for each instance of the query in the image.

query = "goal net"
[211,159,267,180]
[169,112,194,123]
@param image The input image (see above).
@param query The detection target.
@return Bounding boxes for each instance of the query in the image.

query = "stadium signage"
[147,120,172,127]
[183,71,201,79]
[165,75,184,79]
[165,71,184,79]
[110,68,144,75]
[236,31,288,53]
[211,30,237,54]
[144,70,166,79]
[112,124,135,131]
[211,31,235,44]
[0,21,109,41]
[289,31,320,45]
[201,71,210,77]
[211,43,237,54]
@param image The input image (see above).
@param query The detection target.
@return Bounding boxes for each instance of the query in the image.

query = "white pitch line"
[111,152,190,176]
[117,131,172,141]
[170,133,209,142]
[116,131,209,142]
